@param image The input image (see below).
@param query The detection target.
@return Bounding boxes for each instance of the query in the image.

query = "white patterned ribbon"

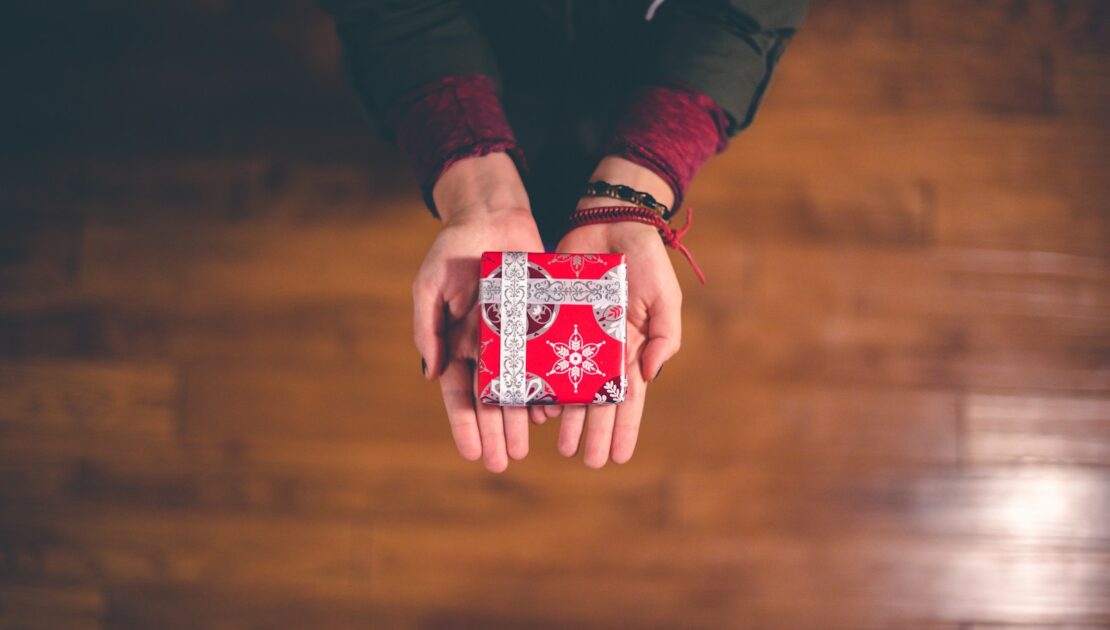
[480,278,627,305]
[498,252,529,405]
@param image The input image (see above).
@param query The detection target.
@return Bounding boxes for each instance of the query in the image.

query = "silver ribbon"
[498,252,529,405]
[479,278,627,305]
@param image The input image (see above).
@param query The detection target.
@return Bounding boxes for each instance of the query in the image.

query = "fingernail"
[654,365,663,381]
[421,357,427,377]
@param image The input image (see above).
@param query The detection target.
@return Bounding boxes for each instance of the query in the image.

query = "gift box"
[477,251,628,406]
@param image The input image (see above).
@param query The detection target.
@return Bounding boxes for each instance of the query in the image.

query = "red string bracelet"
[567,205,707,285]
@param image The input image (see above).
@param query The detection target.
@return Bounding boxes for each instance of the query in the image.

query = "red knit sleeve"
[384,73,528,219]
[600,82,731,213]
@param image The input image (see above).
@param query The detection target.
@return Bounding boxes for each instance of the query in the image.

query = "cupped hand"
[554,220,682,468]
[412,153,543,473]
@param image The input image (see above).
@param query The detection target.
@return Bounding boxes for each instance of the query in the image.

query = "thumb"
[413,284,446,380]
[445,294,481,361]
[640,290,682,383]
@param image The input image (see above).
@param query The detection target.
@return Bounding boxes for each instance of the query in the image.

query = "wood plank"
[101,582,408,630]
[0,157,417,225]
[800,0,911,40]
[972,621,1110,625]
[78,217,430,308]
[773,36,1054,115]
[678,243,1110,391]
[0,583,104,630]
[2,508,375,600]
[684,175,937,247]
[1055,51,1110,121]
[368,525,1110,628]
[181,363,442,443]
[906,0,1110,50]
[934,179,1109,257]
[0,211,82,301]
[0,360,179,440]
[644,381,960,465]
[689,170,1108,257]
[676,464,1110,546]
[3,297,413,367]
[962,392,1110,465]
[0,435,669,529]
[703,112,1108,188]
[99,299,413,368]
[0,303,109,358]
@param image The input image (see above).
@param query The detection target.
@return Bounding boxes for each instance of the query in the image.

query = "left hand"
[553,220,683,467]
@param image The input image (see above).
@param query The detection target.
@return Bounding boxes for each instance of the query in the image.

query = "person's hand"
[552,157,683,467]
[413,152,543,473]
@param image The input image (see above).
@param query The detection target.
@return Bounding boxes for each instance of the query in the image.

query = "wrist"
[433,152,530,223]
[565,219,660,245]
[566,204,707,284]
[578,156,675,211]
[442,204,533,228]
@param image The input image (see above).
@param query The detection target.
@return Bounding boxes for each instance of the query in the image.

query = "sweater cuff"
[385,73,527,219]
[601,82,729,213]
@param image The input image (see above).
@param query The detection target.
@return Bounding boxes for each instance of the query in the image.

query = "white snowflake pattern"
[546,324,605,393]
[603,375,628,403]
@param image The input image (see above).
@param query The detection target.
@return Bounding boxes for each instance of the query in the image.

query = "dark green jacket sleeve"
[647,0,809,136]
[319,0,503,140]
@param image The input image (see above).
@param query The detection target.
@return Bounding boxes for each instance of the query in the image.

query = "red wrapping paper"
[477,251,628,406]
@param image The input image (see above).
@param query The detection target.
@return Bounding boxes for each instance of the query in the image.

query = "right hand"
[413,152,544,473]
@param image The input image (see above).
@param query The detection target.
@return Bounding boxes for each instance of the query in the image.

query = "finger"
[641,288,682,383]
[445,300,480,362]
[529,405,548,425]
[438,359,482,461]
[583,403,617,469]
[476,401,509,473]
[473,370,509,473]
[503,406,530,460]
[612,364,647,464]
[558,405,587,457]
[413,282,445,380]
[544,405,563,418]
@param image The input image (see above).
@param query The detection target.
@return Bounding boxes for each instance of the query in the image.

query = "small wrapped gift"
[477,251,628,406]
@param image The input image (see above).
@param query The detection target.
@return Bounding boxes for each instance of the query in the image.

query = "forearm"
[321,1,524,218]
[595,83,727,213]
[388,73,527,219]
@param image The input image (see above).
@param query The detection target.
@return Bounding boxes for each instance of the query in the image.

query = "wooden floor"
[1,1,1108,628]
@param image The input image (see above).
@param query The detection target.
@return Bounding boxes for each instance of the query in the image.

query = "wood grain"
[1,0,1108,628]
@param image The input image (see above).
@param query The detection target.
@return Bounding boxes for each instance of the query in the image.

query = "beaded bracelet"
[567,205,706,284]
[582,180,674,221]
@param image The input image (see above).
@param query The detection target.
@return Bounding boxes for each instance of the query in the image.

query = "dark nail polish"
[421,357,427,377]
